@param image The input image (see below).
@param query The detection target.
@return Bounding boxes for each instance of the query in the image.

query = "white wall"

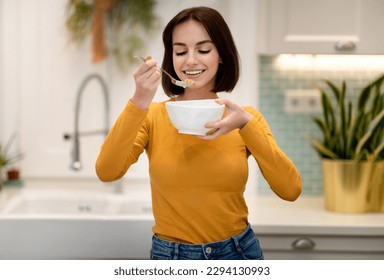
[0,0,3,139]
[0,0,258,188]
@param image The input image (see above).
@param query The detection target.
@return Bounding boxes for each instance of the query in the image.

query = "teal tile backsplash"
[257,56,383,196]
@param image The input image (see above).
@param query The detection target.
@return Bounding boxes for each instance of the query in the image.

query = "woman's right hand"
[131,55,161,109]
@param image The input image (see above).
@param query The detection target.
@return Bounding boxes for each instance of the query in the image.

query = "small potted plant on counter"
[0,133,24,190]
[312,73,384,213]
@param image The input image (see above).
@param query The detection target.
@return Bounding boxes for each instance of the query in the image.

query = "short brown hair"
[162,7,240,97]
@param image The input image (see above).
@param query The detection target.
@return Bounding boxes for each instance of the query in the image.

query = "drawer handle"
[292,237,315,250]
[335,41,356,51]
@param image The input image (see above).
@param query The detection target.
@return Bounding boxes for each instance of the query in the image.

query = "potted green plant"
[312,73,384,213]
[0,134,24,190]
[65,0,158,71]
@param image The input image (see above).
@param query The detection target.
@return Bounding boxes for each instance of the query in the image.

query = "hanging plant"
[65,0,158,71]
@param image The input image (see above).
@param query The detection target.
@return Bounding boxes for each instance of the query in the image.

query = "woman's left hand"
[199,99,253,140]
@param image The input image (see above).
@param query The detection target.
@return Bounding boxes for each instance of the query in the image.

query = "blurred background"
[0,0,258,185]
[0,0,383,260]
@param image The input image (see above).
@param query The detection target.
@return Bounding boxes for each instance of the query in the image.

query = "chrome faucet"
[64,73,110,171]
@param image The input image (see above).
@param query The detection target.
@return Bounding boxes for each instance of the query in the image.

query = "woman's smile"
[182,69,206,80]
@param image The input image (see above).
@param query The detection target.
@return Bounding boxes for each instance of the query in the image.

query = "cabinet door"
[257,234,384,260]
[258,0,384,55]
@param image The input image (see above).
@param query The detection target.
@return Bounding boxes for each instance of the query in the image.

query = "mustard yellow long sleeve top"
[96,100,302,244]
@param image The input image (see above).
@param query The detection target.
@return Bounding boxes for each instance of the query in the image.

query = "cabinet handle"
[335,41,356,51]
[292,237,315,250]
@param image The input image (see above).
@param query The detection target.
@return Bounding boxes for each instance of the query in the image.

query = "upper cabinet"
[258,0,384,55]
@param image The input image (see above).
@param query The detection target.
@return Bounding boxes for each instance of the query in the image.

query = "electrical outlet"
[284,89,322,114]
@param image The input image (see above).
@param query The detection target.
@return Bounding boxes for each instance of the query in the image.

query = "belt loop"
[173,243,179,260]
[232,236,242,254]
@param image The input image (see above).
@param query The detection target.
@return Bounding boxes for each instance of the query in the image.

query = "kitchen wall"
[4,1,382,196]
[257,55,384,195]
[0,0,2,138]
[0,0,258,192]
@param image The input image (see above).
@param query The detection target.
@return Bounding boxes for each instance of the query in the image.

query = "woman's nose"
[186,53,198,65]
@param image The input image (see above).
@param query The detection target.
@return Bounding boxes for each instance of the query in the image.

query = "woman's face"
[172,19,221,92]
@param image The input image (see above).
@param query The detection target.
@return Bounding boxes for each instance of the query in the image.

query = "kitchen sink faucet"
[64,73,110,171]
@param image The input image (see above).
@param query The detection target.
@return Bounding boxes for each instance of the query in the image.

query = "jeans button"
[205,247,212,254]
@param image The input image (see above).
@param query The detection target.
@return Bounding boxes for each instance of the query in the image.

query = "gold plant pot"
[322,159,384,213]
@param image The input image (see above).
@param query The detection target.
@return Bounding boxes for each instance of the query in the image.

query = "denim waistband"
[151,224,260,260]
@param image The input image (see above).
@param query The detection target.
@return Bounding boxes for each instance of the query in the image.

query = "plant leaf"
[339,81,347,157]
[324,80,341,102]
[357,83,372,112]
[368,143,384,162]
[354,110,384,159]
[312,139,339,159]
[319,89,337,134]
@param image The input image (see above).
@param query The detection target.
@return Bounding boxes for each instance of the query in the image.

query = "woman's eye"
[175,51,187,56]
[175,49,211,56]
[198,49,211,54]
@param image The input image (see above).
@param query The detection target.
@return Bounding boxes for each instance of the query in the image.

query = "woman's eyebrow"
[173,40,213,47]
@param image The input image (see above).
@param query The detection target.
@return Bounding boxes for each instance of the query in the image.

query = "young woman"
[96,6,302,260]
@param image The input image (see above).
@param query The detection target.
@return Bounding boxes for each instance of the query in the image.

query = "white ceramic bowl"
[165,99,225,136]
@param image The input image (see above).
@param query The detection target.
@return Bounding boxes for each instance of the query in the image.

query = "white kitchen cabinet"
[257,234,384,260]
[247,196,384,260]
[258,0,384,55]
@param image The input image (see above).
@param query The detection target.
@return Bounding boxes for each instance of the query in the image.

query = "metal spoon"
[134,56,195,88]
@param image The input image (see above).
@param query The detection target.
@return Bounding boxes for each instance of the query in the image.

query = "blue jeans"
[150,224,264,260]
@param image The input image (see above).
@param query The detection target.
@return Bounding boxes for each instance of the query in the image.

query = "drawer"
[257,234,384,253]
